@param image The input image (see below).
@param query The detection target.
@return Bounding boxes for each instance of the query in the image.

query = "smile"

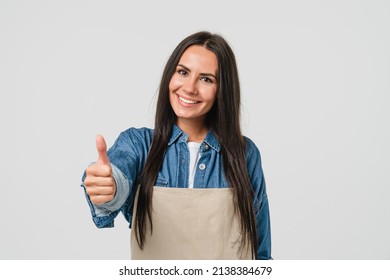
[177,94,199,104]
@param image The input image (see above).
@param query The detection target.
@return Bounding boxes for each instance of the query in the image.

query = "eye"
[200,76,214,83]
[177,69,188,76]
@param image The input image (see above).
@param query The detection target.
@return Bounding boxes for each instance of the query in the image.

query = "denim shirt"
[81,125,272,259]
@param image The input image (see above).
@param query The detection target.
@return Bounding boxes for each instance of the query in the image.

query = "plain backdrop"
[1,0,389,259]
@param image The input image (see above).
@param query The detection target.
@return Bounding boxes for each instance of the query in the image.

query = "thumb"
[96,134,110,165]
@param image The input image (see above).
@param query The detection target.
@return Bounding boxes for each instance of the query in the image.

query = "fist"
[84,135,116,205]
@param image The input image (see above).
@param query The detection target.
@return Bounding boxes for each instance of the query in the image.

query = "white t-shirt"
[187,142,201,188]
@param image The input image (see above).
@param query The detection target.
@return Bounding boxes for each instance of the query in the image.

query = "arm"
[81,162,130,228]
[81,128,152,228]
[245,137,272,260]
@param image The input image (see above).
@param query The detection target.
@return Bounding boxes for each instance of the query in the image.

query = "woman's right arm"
[81,128,152,228]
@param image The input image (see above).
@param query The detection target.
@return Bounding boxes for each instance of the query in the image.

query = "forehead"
[178,45,218,73]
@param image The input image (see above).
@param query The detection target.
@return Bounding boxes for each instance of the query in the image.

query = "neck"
[177,118,208,143]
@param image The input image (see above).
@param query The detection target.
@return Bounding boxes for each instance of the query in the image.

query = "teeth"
[179,95,199,104]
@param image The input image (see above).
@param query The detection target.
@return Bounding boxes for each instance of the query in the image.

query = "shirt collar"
[168,124,221,152]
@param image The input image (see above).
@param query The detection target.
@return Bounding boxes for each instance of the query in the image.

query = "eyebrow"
[177,64,217,80]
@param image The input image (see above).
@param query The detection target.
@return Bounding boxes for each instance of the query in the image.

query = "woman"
[82,31,271,260]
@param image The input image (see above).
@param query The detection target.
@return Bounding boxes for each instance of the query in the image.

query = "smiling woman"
[169,45,218,142]
[81,31,272,260]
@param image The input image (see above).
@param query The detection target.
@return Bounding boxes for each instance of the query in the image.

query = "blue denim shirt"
[82,125,271,259]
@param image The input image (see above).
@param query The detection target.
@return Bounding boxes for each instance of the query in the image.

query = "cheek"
[204,88,218,104]
[169,75,181,93]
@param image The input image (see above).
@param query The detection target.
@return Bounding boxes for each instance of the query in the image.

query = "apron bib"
[130,186,252,260]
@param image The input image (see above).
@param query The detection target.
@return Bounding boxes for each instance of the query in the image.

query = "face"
[169,45,218,126]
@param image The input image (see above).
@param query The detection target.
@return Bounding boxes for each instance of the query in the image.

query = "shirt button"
[204,144,209,150]
[199,163,206,170]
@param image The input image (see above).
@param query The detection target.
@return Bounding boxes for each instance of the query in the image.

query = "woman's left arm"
[245,137,272,260]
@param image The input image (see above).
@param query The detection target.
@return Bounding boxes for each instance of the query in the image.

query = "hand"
[84,135,116,205]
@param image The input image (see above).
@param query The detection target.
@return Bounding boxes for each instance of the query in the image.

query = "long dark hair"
[134,31,258,258]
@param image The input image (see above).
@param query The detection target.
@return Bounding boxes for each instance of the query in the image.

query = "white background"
[1,0,389,259]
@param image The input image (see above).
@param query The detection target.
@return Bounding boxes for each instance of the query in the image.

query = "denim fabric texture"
[81,125,272,259]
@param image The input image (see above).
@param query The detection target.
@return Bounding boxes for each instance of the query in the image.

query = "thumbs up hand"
[96,134,110,165]
[84,135,116,205]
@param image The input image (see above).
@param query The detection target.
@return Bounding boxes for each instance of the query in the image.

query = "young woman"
[82,31,272,260]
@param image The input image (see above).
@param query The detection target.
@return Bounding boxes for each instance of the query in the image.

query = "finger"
[85,186,115,196]
[84,176,115,187]
[96,134,110,165]
[86,164,112,177]
[90,195,115,205]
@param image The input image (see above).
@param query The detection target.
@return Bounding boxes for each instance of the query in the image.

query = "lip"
[176,93,200,107]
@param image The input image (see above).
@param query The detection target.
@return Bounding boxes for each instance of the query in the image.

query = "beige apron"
[130,186,252,260]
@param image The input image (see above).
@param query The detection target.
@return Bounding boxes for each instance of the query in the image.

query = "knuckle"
[85,187,94,196]
[90,196,98,204]
[85,164,96,174]
[83,178,90,186]
[83,177,94,187]
[92,196,104,205]
[108,177,115,187]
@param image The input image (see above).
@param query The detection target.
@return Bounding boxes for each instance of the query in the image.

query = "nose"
[182,77,197,95]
